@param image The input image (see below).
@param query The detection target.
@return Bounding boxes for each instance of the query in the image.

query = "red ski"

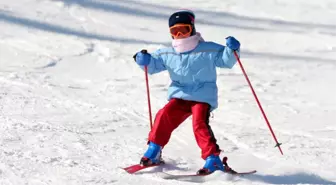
[122,163,162,174]
[160,157,256,180]
[161,170,257,180]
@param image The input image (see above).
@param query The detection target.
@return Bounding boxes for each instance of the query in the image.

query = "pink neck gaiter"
[172,32,204,53]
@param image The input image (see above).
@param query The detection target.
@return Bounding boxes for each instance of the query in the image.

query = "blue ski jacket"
[139,41,238,111]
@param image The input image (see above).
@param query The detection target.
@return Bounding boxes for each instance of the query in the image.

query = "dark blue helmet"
[169,10,196,36]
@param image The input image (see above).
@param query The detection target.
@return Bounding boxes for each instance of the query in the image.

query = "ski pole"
[233,51,283,155]
[144,65,153,130]
[133,50,153,130]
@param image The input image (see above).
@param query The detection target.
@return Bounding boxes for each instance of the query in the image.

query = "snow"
[0,0,336,184]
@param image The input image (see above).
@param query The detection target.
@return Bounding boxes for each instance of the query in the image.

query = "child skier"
[134,10,240,175]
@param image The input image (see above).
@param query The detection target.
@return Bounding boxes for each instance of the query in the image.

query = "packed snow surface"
[0,0,336,184]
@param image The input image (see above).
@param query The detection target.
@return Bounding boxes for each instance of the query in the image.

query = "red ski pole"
[234,51,283,155]
[144,66,153,130]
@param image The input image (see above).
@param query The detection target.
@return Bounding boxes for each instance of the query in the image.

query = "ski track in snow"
[1,0,336,185]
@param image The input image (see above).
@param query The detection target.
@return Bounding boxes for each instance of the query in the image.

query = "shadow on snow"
[245,172,336,185]
[0,11,168,45]
[57,0,336,35]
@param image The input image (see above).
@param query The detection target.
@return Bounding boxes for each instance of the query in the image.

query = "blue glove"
[134,50,151,66]
[226,36,240,50]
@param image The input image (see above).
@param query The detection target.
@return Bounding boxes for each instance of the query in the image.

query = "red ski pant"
[148,98,220,159]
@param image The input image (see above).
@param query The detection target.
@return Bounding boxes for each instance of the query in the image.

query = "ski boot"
[197,154,224,175]
[140,142,164,166]
[197,155,237,175]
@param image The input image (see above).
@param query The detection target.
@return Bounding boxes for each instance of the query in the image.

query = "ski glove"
[134,49,151,66]
[226,36,240,51]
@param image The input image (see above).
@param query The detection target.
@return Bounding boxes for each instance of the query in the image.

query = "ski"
[161,170,257,180]
[122,163,161,174]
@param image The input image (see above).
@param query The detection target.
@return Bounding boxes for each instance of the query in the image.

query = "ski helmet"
[168,10,196,36]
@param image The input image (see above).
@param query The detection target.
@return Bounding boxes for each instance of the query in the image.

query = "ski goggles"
[169,24,192,38]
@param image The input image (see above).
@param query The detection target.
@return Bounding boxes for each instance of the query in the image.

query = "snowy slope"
[0,0,336,184]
